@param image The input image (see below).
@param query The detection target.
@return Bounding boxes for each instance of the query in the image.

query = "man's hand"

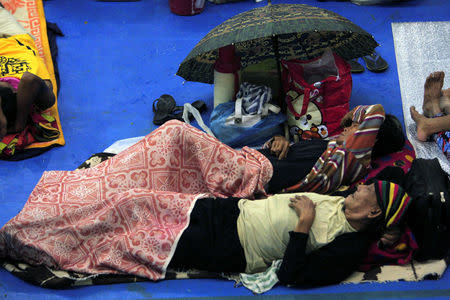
[289,195,316,234]
[380,226,402,248]
[270,135,289,160]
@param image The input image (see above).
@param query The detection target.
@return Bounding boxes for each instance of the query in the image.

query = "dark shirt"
[171,197,371,287]
[277,231,371,287]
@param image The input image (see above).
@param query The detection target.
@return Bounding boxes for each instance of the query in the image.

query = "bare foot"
[440,88,450,115]
[410,106,432,141]
[423,71,444,117]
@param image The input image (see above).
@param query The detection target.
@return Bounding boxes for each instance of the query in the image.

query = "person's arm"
[277,231,370,287]
[262,135,290,160]
[13,72,55,133]
[344,104,385,165]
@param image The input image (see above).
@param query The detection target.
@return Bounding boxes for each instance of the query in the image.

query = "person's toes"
[425,71,445,92]
[410,106,421,121]
[423,72,444,117]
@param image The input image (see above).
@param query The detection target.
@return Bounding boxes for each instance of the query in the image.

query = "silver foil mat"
[392,21,450,174]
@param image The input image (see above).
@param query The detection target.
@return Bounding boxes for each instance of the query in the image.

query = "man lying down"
[169,182,411,288]
[0,179,411,290]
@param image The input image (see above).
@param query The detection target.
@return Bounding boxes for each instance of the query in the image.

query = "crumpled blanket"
[0,120,273,281]
[359,227,419,272]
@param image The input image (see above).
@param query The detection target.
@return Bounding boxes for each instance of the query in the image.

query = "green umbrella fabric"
[177,3,379,84]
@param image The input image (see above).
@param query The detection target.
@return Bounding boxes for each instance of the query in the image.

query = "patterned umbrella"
[177,3,378,84]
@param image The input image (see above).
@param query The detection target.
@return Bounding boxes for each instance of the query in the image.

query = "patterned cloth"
[235,82,272,115]
[359,227,418,272]
[284,104,385,194]
[374,181,412,228]
[0,110,60,157]
[432,114,450,160]
[0,120,272,281]
[239,259,282,294]
[351,140,417,272]
[434,130,450,160]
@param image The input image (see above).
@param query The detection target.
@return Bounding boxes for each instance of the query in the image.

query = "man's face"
[344,183,378,214]
[336,122,359,144]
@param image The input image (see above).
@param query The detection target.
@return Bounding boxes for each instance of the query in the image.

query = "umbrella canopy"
[177,3,378,84]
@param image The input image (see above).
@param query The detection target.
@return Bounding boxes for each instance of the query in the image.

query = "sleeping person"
[151,103,404,195]
[0,6,56,140]
[0,175,411,288]
[258,104,405,194]
[169,181,411,287]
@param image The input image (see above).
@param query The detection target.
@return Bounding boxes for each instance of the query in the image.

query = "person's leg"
[410,106,450,141]
[258,139,328,193]
[422,71,444,117]
[132,120,271,198]
[439,88,450,115]
[168,197,246,273]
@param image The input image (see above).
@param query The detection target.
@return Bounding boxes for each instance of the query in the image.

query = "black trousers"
[168,197,246,273]
[258,139,329,193]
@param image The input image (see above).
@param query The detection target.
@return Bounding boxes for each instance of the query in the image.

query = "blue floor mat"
[1,0,450,298]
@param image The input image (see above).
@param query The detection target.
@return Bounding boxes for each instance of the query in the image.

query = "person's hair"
[364,212,385,236]
[372,114,405,160]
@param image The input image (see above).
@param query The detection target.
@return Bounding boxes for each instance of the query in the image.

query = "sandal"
[152,94,179,125]
[362,51,388,72]
[348,59,365,73]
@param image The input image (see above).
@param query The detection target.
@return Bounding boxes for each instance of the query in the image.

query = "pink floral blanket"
[0,120,273,280]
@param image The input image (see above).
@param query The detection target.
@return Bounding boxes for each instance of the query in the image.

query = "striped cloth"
[284,104,386,194]
[235,82,272,115]
[239,259,282,294]
[375,180,412,228]
[432,113,450,160]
